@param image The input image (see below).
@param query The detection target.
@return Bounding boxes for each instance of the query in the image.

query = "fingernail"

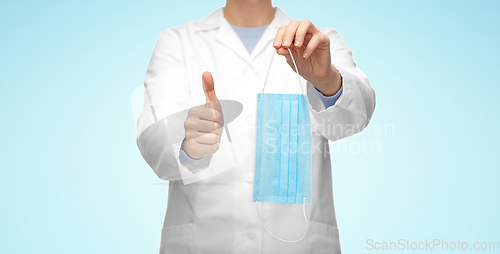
[283,40,289,46]
[274,41,279,47]
[295,40,300,46]
[303,52,309,58]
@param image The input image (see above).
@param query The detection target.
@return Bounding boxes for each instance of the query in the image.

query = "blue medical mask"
[253,93,312,204]
[252,48,311,243]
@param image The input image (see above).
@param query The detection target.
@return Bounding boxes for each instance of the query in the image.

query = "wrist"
[309,64,342,96]
[181,139,202,160]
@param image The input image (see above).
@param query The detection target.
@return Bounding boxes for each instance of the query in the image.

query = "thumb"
[202,71,218,104]
[202,72,223,129]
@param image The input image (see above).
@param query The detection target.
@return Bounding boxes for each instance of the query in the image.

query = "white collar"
[191,6,295,69]
[192,6,293,31]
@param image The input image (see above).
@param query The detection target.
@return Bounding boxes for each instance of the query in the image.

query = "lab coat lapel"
[250,7,309,94]
[198,7,295,71]
[215,14,255,68]
[250,7,293,59]
[250,25,278,61]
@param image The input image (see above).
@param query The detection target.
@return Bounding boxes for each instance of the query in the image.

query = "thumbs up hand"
[182,72,224,159]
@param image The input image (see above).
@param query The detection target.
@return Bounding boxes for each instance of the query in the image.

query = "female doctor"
[135,0,376,253]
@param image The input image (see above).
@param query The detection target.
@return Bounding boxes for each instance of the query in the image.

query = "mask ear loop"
[256,47,309,243]
[255,197,308,243]
[261,48,306,96]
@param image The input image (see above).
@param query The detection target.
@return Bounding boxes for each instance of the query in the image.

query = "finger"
[275,47,301,74]
[273,26,287,48]
[294,19,313,48]
[209,99,223,121]
[202,71,218,103]
[185,118,222,133]
[302,34,313,46]
[193,142,220,156]
[195,107,223,123]
[198,120,222,133]
[276,47,290,57]
[202,71,222,130]
[188,106,222,123]
[276,47,302,61]
[282,20,300,48]
[184,141,220,158]
[193,133,220,145]
[303,33,329,59]
[185,127,221,140]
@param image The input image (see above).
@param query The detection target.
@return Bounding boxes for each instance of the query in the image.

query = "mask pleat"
[256,94,280,202]
[258,95,282,202]
[288,95,299,204]
[253,94,264,202]
[279,94,291,203]
[296,95,312,204]
[254,93,311,205]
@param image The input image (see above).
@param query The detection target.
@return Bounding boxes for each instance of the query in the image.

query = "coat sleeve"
[306,27,376,141]
[136,28,211,181]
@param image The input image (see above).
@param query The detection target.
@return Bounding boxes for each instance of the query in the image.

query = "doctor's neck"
[224,0,275,27]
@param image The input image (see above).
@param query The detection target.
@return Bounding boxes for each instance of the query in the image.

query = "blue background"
[1,0,498,253]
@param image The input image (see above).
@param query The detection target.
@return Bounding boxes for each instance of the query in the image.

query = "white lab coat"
[136,6,376,254]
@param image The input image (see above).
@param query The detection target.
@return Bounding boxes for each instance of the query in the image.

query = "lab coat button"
[247,230,256,239]
[246,175,254,184]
